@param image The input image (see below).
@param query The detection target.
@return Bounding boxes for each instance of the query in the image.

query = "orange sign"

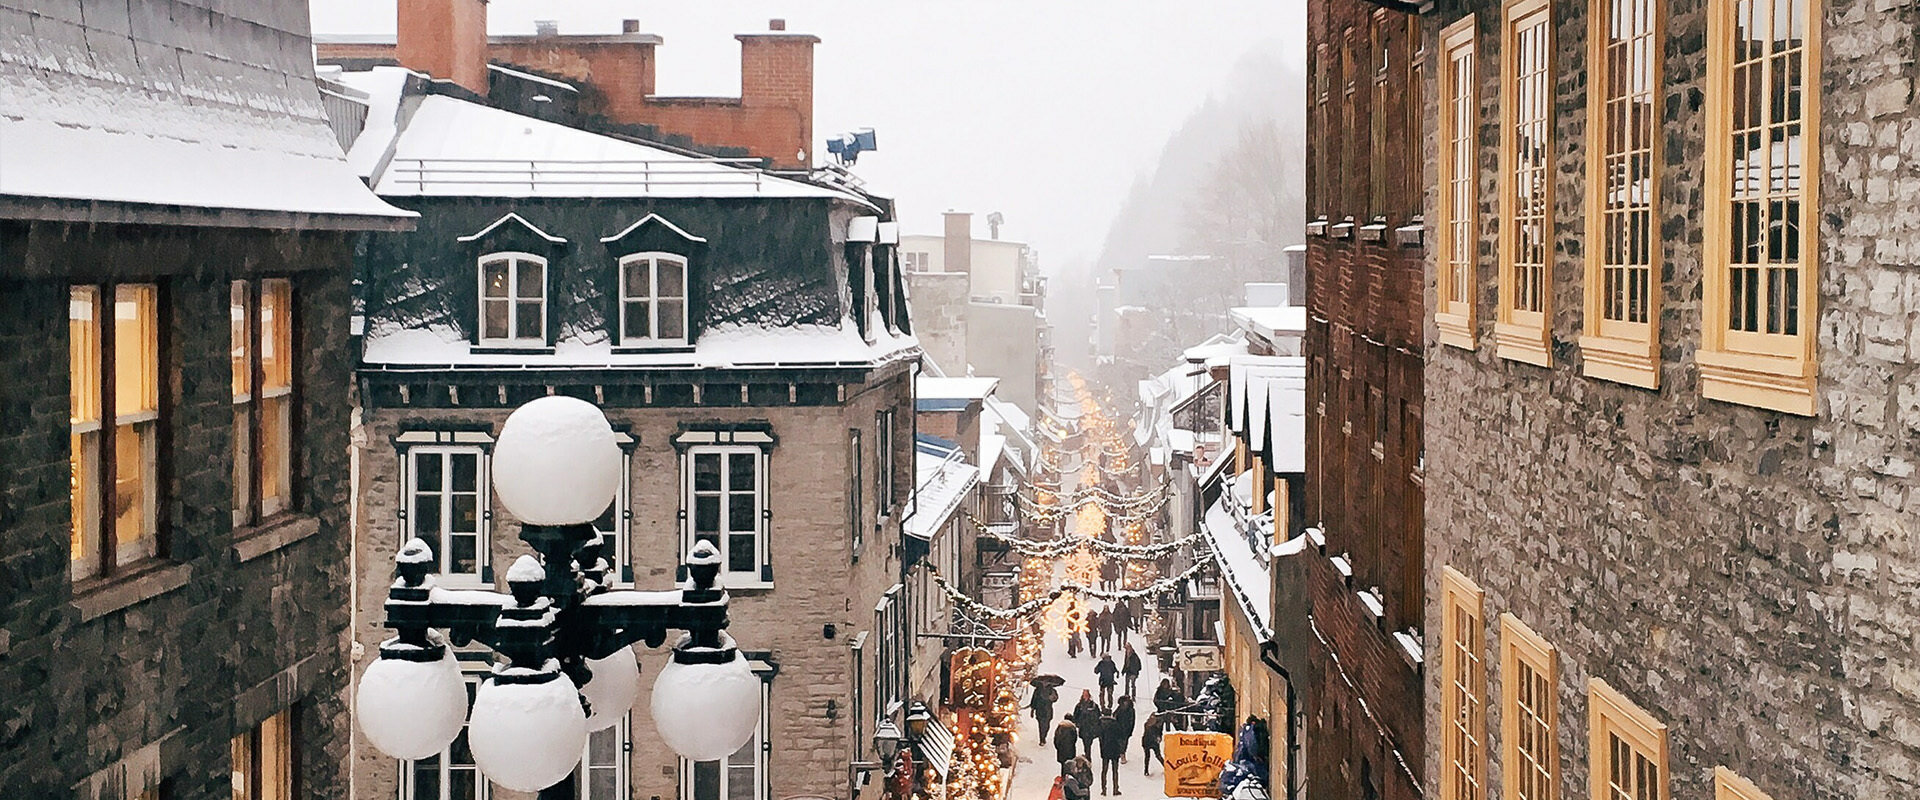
[949,648,997,709]
[1161,732,1233,798]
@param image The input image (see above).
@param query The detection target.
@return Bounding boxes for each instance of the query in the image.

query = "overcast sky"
[311,1,1300,270]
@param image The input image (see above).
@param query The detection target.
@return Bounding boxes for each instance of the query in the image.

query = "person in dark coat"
[1141,712,1166,775]
[1054,718,1080,774]
[1099,559,1120,591]
[1153,677,1186,718]
[1094,653,1119,706]
[1072,691,1103,759]
[1098,607,1115,654]
[1030,684,1059,744]
[1111,696,1138,764]
[1097,704,1131,794]
[1088,608,1108,655]
[1115,601,1134,645]
[1068,626,1084,659]
[1062,755,1093,800]
[1121,644,1143,697]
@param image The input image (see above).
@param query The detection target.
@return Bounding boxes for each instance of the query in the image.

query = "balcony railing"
[389,157,775,193]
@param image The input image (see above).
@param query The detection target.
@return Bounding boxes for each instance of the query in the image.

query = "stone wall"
[0,222,357,798]
[909,271,971,376]
[1421,0,1920,797]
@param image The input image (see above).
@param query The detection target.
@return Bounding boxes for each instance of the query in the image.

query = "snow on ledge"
[363,319,921,370]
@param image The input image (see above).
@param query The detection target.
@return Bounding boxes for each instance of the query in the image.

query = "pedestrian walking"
[1088,608,1107,655]
[1115,602,1134,646]
[1068,626,1084,659]
[1112,695,1137,765]
[1097,608,1114,655]
[1121,644,1143,697]
[1099,559,1120,591]
[1030,684,1059,744]
[1072,690,1102,760]
[1142,712,1166,775]
[1097,703,1131,795]
[1094,653,1119,706]
[1054,718,1080,774]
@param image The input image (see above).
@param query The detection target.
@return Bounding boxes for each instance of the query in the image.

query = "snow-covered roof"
[1202,485,1272,642]
[1183,331,1250,365]
[362,320,920,370]
[0,6,410,228]
[331,67,868,204]
[918,376,1000,401]
[1228,355,1307,474]
[1230,306,1309,343]
[982,397,1035,470]
[903,448,979,541]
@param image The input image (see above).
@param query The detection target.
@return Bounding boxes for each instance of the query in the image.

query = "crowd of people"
[1029,669,1193,800]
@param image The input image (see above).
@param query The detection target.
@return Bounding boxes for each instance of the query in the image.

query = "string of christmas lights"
[928,561,1207,622]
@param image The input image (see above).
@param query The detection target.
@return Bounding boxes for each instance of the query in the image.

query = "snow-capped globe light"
[582,645,641,731]
[651,634,762,761]
[491,396,622,525]
[356,632,468,760]
[468,662,589,793]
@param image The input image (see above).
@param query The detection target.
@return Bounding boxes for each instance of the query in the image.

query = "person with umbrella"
[1097,701,1130,795]
[1054,716,1080,775]
[1094,653,1119,706]
[1121,643,1143,697]
[1071,689,1102,760]
[1030,676,1064,744]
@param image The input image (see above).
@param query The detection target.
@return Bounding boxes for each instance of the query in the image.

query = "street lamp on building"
[356,396,761,798]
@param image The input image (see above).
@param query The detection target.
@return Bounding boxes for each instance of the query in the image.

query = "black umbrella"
[1030,674,1067,688]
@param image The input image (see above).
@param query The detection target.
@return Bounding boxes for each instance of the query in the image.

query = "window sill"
[232,514,323,563]
[1435,314,1475,351]
[1697,348,1815,416]
[612,344,695,354]
[71,561,191,622]
[1579,334,1660,390]
[471,344,555,355]
[1494,322,1551,367]
[724,579,775,595]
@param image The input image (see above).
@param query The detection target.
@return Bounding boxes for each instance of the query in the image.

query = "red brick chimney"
[735,19,818,167]
[398,0,489,96]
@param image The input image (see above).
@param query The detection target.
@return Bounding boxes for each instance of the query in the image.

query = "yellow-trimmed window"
[1501,614,1558,800]
[1713,767,1775,800]
[1588,678,1667,800]
[1435,16,1479,350]
[1700,0,1819,415]
[1496,0,1554,366]
[1441,567,1486,800]
[71,283,161,581]
[1580,0,1664,388]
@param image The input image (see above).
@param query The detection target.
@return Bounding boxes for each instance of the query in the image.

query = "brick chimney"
[944,212,973,276]
[398,0,489,96]
[736,19,818,168]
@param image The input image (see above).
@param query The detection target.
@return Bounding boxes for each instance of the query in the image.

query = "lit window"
[232,280,296,527]
[685,445,767,585]
[406,447,488,582]
[402,672,487,800]
[1700,0,1818,414]
[1501,615,1557,800]
[1441,567,1486,800]
[1435,17,1479,350]
[70,284,161,580]
[1714,767,1775,800]
[1587,678,1666,800]
[619,253,689,345]
[1580,0,1663,387]
[232,708,294,800]
[479,253,546,344]
[1496,0,1554,366]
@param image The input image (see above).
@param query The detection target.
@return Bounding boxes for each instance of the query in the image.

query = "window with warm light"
[70,283,162,581]
[1713,767,1775,800]
[619,253,689,345]
[1441,567,1486,800]
[1435,17,1479,350]
[232,279,296,527]
[1581,0,1664,387]
[1496,0,1554,366]
[1700,0,1819,414]
[479,253,546,344]
[1501,615,1558,800]
[1587,678,1667,800]
[231,707,294,800]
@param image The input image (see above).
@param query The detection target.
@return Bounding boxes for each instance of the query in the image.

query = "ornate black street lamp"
[356,397,761,798]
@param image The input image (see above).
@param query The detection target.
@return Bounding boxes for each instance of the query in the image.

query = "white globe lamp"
[468,663,589,793]
[582,645,641,731]
[356,632,468,760]
[491,396,622,525]
[651,638,762,761]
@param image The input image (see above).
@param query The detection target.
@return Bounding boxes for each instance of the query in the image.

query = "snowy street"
[1005,617,1178,800]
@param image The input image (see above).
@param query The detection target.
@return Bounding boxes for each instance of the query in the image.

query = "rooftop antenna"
[826,128,878,166]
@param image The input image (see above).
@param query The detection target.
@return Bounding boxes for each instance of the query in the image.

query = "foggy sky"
[310,1,1302,272]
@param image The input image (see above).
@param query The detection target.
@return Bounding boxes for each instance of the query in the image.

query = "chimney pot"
[623,19,641,34]
[535,19,559,38]
[769,18,787,31]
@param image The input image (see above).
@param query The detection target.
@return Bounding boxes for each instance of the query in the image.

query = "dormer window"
[620,253,689,345]
[480,253,547,345]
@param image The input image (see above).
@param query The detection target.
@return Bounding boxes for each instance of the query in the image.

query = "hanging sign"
[1177,644,1224,672]
[1161,731,1234,798]
[948,648,997,709]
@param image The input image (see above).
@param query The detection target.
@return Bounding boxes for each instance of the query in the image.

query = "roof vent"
[769,19,787,31]
[535,20,559,38]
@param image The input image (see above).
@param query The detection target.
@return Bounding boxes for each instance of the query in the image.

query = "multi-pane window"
[619,253,689,344]
[589,445,632,586]
[1435,18,1478,350]
[70,284,161,581]
[1440,568,1486,800]
[1581,0,1663,387]
[232,708,294,800]
[1496,0,1554,366]
[687,446,766,584]
[1587,679,1666,800]
[685,681,768,800]
[1701,0,1818,414]
[1501,615,1558,800]
[578,715,630,799]
[407,447,488,582]
[232,280,295,526]
[875,586,904,714]
[403,674,487,800]
[479,253,546,344]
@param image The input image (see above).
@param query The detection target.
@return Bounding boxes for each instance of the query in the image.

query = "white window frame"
[592,436,635,587]
[578,713,631,800]
[682,444,770,587]
[875,585,905,716]
[478,252,547,346]
[402,443,491,585]
[399,669,489,800]
[681,674,772,800]
[876,411,896,522]
[618,252,690,346]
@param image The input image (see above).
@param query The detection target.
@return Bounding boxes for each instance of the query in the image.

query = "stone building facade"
[1419,0,1920,797]
[0,1,410,797]
[1287,0,1430,799]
